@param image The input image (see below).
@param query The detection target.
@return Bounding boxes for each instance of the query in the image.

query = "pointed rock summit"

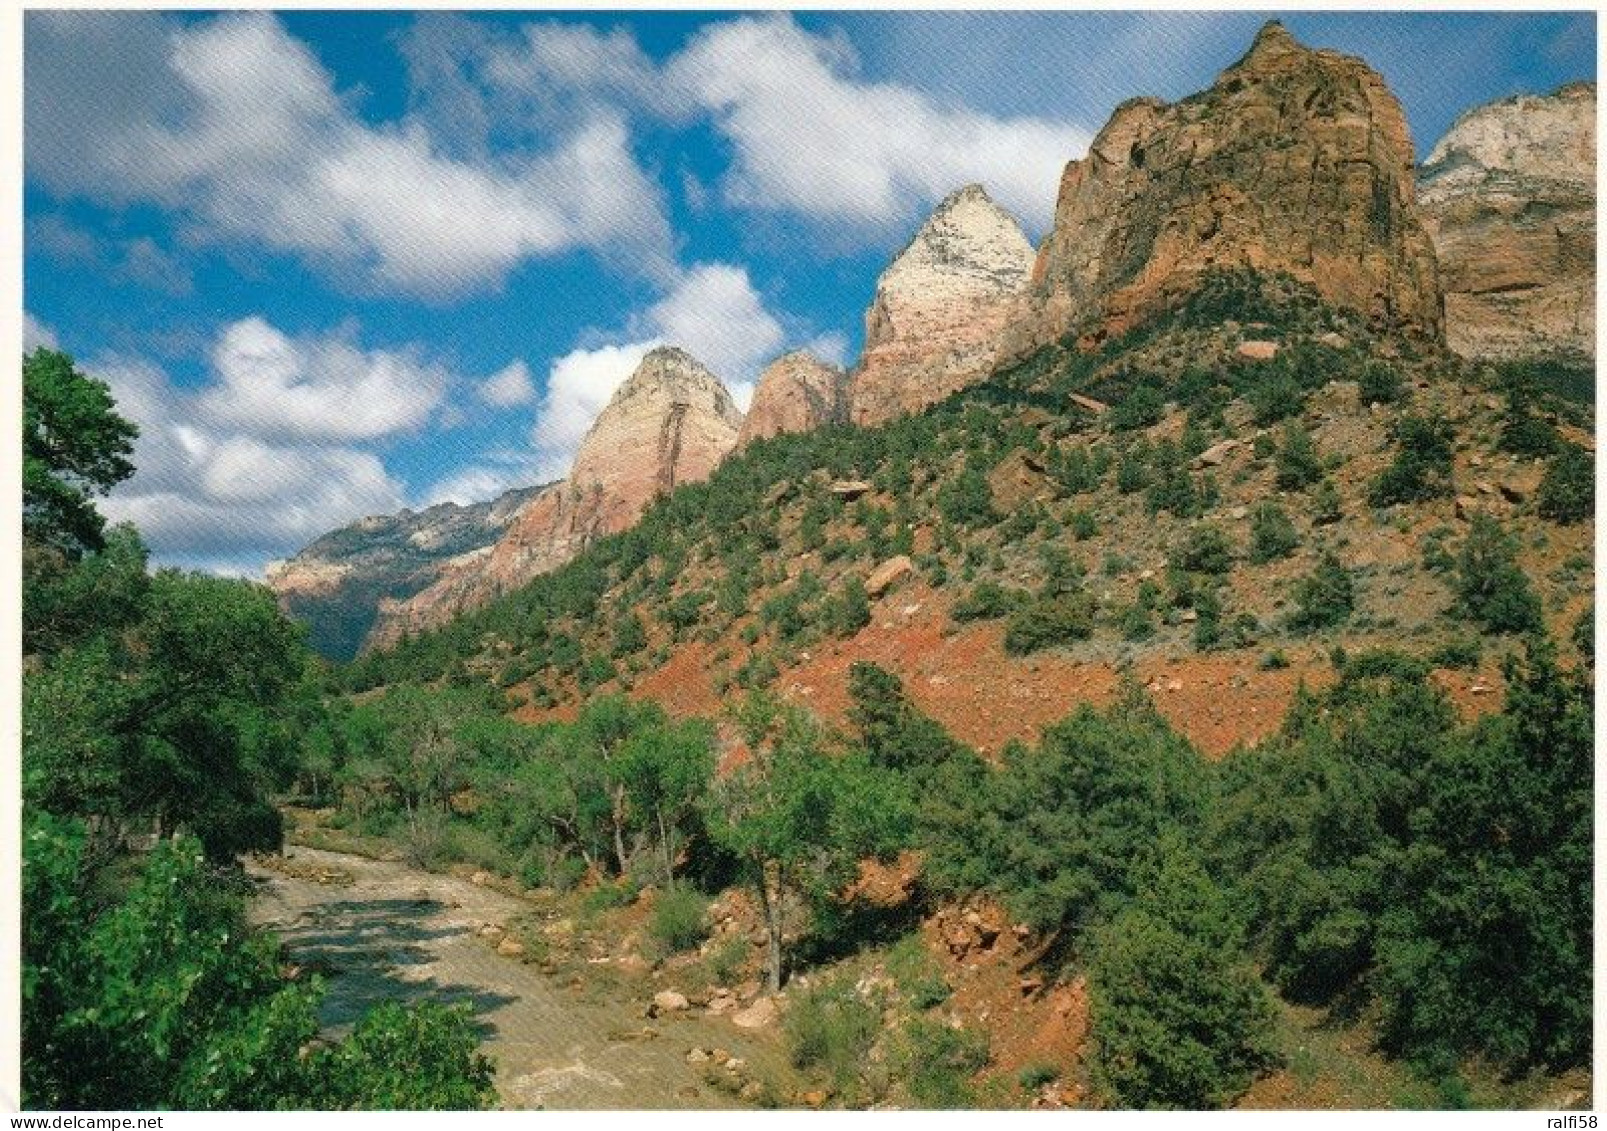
[570,346,743,511]
[1418,82,1595,363]
[1004,20,1443,357]
[737,351,848,448]
[366,347,743,650]
[850,184,1036,427]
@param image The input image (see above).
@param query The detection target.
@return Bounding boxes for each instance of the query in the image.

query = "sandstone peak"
[737,351,847,448]
[1003,22,1443,357]
[850,185,1036,427]
[367,347,745,647]
[1418,82,1595,363]
[1239,19,1299,65]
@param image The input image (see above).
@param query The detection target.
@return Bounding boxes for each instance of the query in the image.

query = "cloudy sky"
[24,10,1595,575]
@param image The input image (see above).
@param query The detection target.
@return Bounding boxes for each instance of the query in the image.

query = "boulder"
[865,556,915,598]
[731,996,779,1030]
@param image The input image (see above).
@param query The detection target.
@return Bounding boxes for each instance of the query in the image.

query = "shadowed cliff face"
[850,184,1036,428]
[1003,20,1443,358]
[1418,82,1596,365]
[365,348,742,651]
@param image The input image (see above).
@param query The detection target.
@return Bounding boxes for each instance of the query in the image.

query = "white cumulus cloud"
[478,359,536,407]
[198,317,447,442]
[669,15,1089,233]
[26,11,673,296]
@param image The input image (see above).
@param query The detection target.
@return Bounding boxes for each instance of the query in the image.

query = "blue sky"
[23,10,1595,575]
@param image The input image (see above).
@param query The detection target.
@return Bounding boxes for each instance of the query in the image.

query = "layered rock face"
[850,185,1036,427]
[366,347,742,649]
[265,484,549,660]
[736,351,848,448]
[1004,21,1443,357]
[1418,82,1595,364]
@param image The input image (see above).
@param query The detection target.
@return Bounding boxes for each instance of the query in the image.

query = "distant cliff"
[265,484,550,660]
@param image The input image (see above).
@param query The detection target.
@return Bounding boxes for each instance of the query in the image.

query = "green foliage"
[936,467,998,529]
[1455,516,1543,635]
[1310,479,1343,525]
[703,702,912,990]
[1249,502,1300,563]
[784,976,883,1096]
[950,580,1022,622]
[1357,360,1404,405]
[1018,1062,1060,1090]
[847,661,966,775]
[1537,443,1592,524]
[23,348,139,557]
[1174,523,1234,576]
[1370,416,1455,506]
[1497,384,1560,458]
[1087,838,1278,1109]
[1213,644,1591,1074]
[896,1019,991,1108]
[648,887,710,955]
[924,693,1209,936]
[1110,384,1165,432]
[1247,368,1306,426]
[612,611,647,658]
[826,576,872,637]
[22,815,495,1110]
[1289,552,1355,632]
[1003,592,1096,655]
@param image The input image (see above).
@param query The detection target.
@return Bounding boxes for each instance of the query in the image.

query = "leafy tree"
[846,661,965,776]
[1249,502,1299,563]
[1289,552,1355,632]
[827,576,872,637]
[611,715,716,888]
[22,814,496,1110]
[1275,423,1323,491]
[703,698,911,990]
[1087,837,1278,1108]
[1174,523,1234,576]
[1537,443,1592,525]
[23,348,139,557]
[925,690,1209,938]
[1455,515,1543,635]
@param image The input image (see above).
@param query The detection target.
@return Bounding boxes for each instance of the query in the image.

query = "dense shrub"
[1275,423,1323,490]
[951,580,1020,622]
[1110,384,1165,432]
[1174,523,1235,576]
[1289,552,1355,631]
[784,976,882,1097]
[1249,502,1300,563]
[1003,592,1097,655]
[896,1020,991,1108]
[649,887,711,955]
[1537,443,1592,524]
[1357,360,1404,405]
[1370,416,1455,506]
[1455,516,1543,635]
[1088,839,1278,1108]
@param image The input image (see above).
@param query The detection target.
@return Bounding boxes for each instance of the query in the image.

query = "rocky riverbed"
[248,846,783,1110]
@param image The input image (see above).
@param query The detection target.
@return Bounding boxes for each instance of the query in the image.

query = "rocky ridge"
[1002,21,1443,358]
[1418,81,1596,363]
[850,185,1036,427]
[366,348,742,650]
[265,484,550,661]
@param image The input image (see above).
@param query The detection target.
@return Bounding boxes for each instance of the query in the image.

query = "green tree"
[1249,502,1300,563]
[1289,552,1355,632]
[1537,443,1592,525]
[1088,838,1278,1108]
[611,716,716,888]
[1455,515,1543,635]
[926,690,1209,937]
[704,698,912,990]
[23,348,139,557]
